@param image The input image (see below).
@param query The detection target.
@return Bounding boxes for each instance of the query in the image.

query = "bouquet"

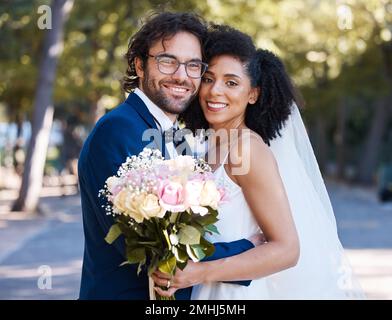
[99,148,224,300]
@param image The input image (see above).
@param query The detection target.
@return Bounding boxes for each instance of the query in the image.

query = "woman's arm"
[153,133,299,295]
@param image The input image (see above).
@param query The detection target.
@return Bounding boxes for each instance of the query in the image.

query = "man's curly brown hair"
[122,12,207,93]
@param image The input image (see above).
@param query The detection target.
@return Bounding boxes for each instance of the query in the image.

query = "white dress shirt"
[134,88,178,159]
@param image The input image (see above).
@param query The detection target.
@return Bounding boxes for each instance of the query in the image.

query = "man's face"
[135,32,202,120]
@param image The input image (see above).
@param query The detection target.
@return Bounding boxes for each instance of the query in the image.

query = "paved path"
[0,182,391,299]
[0,190,84,299]
[327,181,392,299]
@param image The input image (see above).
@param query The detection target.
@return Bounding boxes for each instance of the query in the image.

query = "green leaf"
[124,237,138,247]
[119,261,130,267]
[169,212,179,224]
[137,258,146,276]
[158,254,176,275]
[209,207,218,215]
[162,229,172,250]
[179,212,192,224]
[118,216,144,237]
[172,246,187,263]
[126,247,146,264]
[176,261,187,271]
[205,224,220,235]
[190,244,206,261]
[194,213,219,227]
[148,255,160,277]
[200,237,215,258]
[144,220,158,238]
[190,222,204,234]
[178,225,201,245]
[160,217,170,229]
[104,224,122,244]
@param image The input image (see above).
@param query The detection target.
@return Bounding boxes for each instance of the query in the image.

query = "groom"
[78,12,255,300]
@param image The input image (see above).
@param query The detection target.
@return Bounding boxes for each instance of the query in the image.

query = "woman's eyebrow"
[204,71,242,79]
[224,73,241,79]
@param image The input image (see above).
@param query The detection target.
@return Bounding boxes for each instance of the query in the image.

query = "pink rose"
[158,180,186,212]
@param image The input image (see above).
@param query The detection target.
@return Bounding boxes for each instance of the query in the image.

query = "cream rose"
[139,194,166,219]
[199,180,221,210]
[113,188,129,212]
[125,194,148,223]
[113,189,145,223]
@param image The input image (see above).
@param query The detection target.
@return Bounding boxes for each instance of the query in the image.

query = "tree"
[12,0,74,213]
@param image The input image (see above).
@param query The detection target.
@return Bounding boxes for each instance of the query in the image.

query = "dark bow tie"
[163,127,184,148]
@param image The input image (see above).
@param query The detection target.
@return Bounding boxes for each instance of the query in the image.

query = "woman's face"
[199,55,259,129]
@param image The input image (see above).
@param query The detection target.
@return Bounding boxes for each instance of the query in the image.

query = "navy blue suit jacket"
[78,92,254,300]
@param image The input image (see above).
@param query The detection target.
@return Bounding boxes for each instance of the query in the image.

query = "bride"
[152,24,365,299]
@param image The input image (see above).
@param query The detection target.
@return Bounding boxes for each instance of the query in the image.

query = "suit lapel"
[124,92,157,129]
[124,92,165,157]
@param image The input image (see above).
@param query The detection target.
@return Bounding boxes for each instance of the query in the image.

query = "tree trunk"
[12,112,25,176]
[12,0,74,213]
[357,97,390,184]
[15,112,23,140]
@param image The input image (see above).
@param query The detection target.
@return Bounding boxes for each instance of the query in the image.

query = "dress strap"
[222,130,261,165]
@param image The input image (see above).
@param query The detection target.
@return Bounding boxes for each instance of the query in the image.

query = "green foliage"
[178,225,200,245]
[104,223,122,244]
[158,254,176,274]
[1,0,391,180]
[105,207,219,285]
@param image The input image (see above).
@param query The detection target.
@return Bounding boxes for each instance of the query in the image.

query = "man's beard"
[141,76,197,115]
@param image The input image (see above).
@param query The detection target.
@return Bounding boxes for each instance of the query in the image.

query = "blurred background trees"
[0,0,391,212]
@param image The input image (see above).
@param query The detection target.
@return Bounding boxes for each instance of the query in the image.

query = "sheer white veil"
[266,103,365,299]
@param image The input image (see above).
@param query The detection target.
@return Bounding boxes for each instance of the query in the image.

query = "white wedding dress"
[191,158,271,299]
[191,104,365,300]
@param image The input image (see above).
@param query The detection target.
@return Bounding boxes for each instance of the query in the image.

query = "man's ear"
[249,87,260,104]
[134,57,144,79]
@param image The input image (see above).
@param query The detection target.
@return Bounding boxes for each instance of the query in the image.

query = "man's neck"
[163,111,177,124]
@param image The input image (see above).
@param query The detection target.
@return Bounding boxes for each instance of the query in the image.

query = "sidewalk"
[0,182,391,299]
[0,188,84,299]
[327,181,392,299]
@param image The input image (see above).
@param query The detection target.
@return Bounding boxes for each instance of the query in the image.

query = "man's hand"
[151,261,205,297]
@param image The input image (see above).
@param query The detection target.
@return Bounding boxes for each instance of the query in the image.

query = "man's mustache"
[160,80,194,91]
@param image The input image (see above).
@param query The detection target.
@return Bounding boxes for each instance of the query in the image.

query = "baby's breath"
[99,147,215,218]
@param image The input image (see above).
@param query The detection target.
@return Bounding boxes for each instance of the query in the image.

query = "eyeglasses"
[147,54,208,79]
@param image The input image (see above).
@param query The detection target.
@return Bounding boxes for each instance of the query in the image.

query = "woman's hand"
[151,260,206,297]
